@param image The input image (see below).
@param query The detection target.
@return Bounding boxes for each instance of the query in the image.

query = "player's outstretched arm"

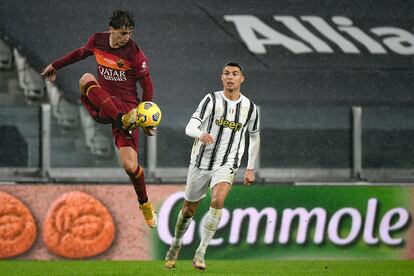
[41,46,93,82]
[41,64,57,81]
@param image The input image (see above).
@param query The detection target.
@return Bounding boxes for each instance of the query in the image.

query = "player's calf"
[80,95,112,124]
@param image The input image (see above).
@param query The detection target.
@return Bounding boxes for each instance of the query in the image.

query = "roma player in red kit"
[41,10,157,228]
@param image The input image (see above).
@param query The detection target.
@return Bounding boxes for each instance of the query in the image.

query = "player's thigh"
[184,164,211,202]
[112,97,136,114]
[210,182,232,208]
[209,165,236,208]
[210,165,238,189]
[112,125,139,153]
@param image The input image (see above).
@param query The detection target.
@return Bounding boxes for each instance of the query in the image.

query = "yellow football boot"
[139,202,157,228]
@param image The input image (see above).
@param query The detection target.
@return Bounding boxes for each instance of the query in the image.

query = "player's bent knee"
[122,162,137,176]
[182,206,196,218]
[80,73,97,85]
[79,73,98,96]
[124,167,136,176]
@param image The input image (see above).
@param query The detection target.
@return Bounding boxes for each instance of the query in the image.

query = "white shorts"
[184,164,238,202]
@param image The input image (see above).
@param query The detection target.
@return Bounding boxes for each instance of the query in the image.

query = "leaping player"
[41,10,157,228]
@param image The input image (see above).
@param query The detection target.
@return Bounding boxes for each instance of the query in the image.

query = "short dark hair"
[224,62,244,75]
[109,10,135,29]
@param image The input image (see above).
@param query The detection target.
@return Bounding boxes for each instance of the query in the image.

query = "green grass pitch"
[1,260,414,275]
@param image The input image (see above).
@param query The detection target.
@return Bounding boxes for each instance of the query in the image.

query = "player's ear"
[240,75,245,83]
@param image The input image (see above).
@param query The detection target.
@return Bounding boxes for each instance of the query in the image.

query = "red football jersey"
[52,32,151,104]
[85,32,149,103]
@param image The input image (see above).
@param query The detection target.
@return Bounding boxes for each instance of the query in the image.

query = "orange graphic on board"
[0,191,37,259]
[42,191,115,259]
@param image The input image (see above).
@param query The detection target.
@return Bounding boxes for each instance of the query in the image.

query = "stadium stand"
[79,107,113,158]
[0,42,120,170]
[0,38,12,70]
[0,0,413,182]
[45,82,78,129]
[0,126,28,166]
[13,49,46,103]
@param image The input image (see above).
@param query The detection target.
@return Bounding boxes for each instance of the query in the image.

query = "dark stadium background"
[0,0,413,182]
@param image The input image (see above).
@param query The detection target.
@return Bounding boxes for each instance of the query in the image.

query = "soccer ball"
[137,101,162,128]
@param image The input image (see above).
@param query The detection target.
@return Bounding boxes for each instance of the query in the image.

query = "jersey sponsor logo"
[215,116,242,131]
[224,15,414,55]
[98,66,127,82]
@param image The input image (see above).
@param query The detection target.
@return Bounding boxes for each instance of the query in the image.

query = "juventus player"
[165,62,260,271]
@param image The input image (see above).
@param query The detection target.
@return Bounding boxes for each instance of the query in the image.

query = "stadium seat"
[79,107,112,158]
[0,126,28,166]
[12,49,26,89]
[0,39,13,70]
[13,48,45,102]
[45,82,78,128]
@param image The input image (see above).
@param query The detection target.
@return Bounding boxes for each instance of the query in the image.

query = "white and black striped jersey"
[189,90,260,170]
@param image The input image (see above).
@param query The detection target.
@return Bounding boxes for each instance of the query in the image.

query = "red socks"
[84,81,121,120]
[128,165,148,205]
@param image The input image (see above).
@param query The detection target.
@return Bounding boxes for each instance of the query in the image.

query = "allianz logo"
[224,15,414,55]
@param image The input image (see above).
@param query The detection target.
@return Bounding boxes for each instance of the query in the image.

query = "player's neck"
[223,89,241,101]
[109,34,121,49]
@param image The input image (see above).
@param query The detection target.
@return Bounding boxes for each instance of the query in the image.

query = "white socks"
[172,210,192,247]
[196,207,222,256]
[171,206,223,257]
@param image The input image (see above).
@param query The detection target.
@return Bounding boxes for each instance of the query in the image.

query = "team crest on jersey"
[141,61,147,69]
[117,59,125,68]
